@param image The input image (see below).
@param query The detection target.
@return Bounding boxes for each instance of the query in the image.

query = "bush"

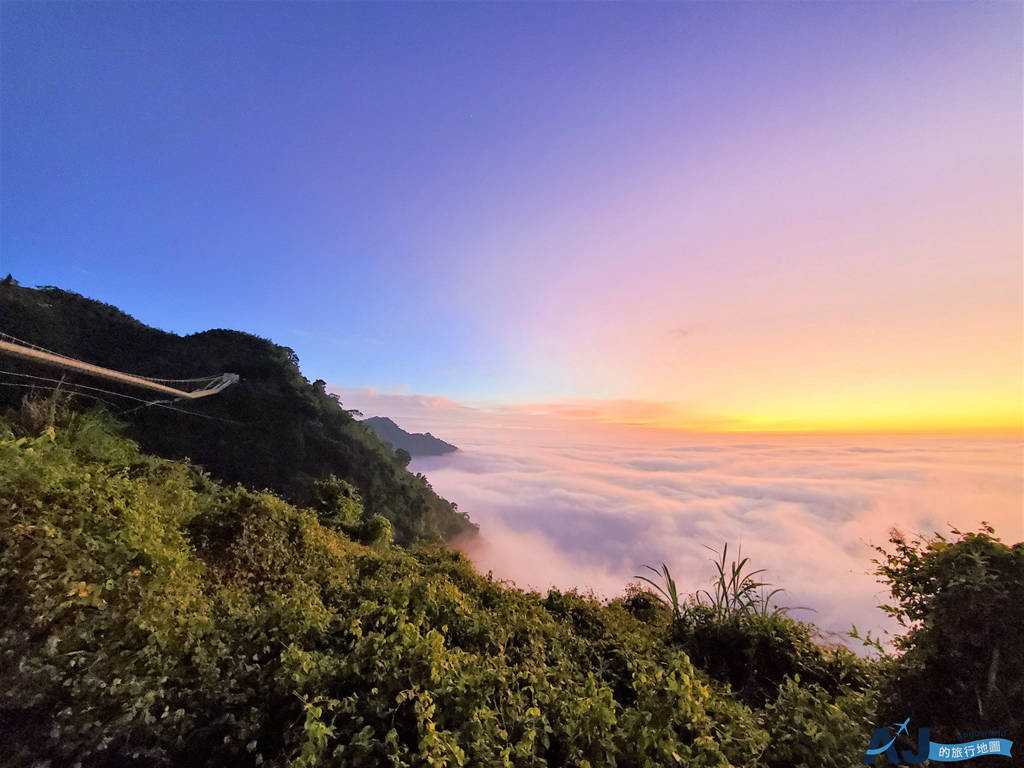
[759,677,877,768]
[872,525,1024,744]
[0,410,769,767]
[309,474,364,532]
[635,550,868,710]
[671,607,868,710]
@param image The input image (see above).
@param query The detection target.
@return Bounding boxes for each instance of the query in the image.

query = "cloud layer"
[335,387,1024,643]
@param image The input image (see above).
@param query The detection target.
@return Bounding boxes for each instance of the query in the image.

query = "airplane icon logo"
[864,717,933,764]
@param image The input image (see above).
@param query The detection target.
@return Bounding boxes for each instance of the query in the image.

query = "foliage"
[9,397,1012,768]
[635,563,683,620]
[635,550,868,711]
[0,408,782,767]
[4,380,66,436]
[697,545,790,620]
[4,287,1017,768]
[310,474,365,531]
[638,546,795,626]
[759,677,878,768]
[0,283,476,545]
[871,525,1024,744]
[393,447,413,469]
[672,608,869,711]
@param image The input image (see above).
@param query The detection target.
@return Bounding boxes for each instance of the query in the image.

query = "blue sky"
[2,1,1020,424]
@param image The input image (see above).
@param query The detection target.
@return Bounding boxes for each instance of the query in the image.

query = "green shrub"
[634,550,867,711]
[671,607,868,710]
[309,474,365,532]
[759,677,877,768]
[0,411,768,767]
[872,525,1024,744]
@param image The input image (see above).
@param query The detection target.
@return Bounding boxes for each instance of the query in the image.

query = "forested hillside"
[1,284,1020,768]
[0,283,475,544]
[0,405,871,767]
[2,401,1020,766]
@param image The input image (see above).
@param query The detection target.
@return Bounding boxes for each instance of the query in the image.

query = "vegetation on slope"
[870,524,1024,751]
[0,373,1019,767]
[0,402,877,767]
[0,283,475,544]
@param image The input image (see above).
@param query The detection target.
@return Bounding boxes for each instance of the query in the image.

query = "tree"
[873,524,1023,744]
[393,447,412,469]
[309,474,363,531]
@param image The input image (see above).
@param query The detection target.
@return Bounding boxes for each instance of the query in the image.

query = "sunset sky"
[2,1,1021,433]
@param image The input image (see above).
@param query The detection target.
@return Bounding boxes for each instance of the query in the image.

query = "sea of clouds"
[335,387,1023,644]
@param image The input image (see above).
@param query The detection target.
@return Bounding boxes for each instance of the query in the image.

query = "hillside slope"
[0,283,475,544]
[0,409,875,767]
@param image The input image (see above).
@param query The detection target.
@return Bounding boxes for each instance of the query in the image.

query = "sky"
[2,1,1021,433]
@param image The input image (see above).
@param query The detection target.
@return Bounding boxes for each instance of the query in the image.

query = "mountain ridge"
[362,415,458,457]
[0,282,476,544]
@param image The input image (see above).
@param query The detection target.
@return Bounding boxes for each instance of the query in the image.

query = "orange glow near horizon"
[609,415,1022,437]
[680,412,1022,436]
[697,388,1023,435]
[458,393,1024,437]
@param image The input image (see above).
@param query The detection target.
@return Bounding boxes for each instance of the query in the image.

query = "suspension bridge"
[0,331,239,404]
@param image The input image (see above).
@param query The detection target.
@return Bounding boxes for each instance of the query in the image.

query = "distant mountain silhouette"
[363,416,458,457]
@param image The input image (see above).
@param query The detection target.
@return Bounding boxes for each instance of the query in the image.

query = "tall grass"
[636,563,684,620]
[638,544,797,621]
[6,386,68,436]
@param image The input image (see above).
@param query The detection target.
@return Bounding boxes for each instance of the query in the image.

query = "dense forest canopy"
[0,283,475,544]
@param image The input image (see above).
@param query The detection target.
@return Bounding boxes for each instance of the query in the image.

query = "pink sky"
[7,3,1019,434]
[431,21,1022,431]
